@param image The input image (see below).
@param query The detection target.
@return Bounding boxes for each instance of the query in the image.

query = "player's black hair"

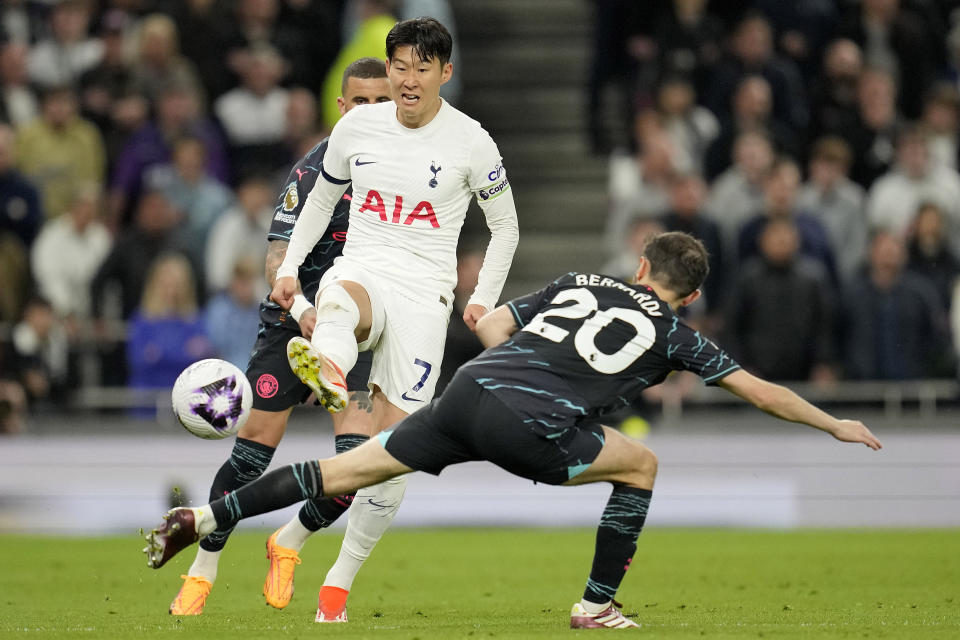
[341,56,388,93]
[386,17,453,66]
[642,232,709,298]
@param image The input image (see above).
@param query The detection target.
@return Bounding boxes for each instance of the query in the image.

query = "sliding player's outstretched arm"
[717,369,882,450]
[475,305,519,348]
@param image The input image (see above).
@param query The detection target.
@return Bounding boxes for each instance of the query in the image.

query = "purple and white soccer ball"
[172,359,253,439]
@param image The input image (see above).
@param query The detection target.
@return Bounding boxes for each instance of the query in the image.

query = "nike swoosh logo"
[355,158,376,166]
[401,392,424,402]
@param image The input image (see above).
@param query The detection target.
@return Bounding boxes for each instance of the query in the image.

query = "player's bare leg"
[169,408,291,615]
[316,388,409,622]
[263,394,375,609]
[564,426,657,629]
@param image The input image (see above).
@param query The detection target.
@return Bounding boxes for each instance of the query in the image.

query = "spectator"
[9,296,69,406]
[275,0,340,93]
[225,0,332,95]
[738,157,837,285]
[0,41,38,126]
[704,74,796,179]
[724,218,836,383]
[214,43,290,177]
[14,85,106,221]
[169,0,237,100]
[659,172,724,315]
[204,257,261,369]
[836,0,940,119]
[797,136,867,286]
[0,0,45,45]
[283,86,321,160]
[606,129,677,255]
[0,372,27,434]
[753,0,838,79]
[843,230,953,379]
[78,10,133,138]
[704,129,774,256]
[906,202,960,310]
[109,81,229,229]
[650,0,724,100]
[807,39,863,144]
[0,231,30,324]
[145,136,233,266]
[601,216,665,282]
[126,253,212,395]
[921,83,960,169]
[129,13,205,109]
[320,0,396,131]
[26,0,103,90]
[99,92,150,177]
[204,175,273,294]
[705,11,808,133]
[651,76,718,176]
[91,189,194,322]
[30,183,111,326]
[585,0,650,154]
[866,125,960,249]
[0,123,42,248]
[837,66,901,188]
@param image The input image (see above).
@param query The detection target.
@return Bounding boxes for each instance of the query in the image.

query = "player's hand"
[298,307,317,340]
[463,304,488,332]
[271,276,297,310]
[831,419,882,450]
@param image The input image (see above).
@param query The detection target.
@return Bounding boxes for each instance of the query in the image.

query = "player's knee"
[316,284,361,325]
[630,443,658,486]
[237,409,288,447]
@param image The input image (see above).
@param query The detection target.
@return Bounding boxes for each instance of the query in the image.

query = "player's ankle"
[580,598,611,615]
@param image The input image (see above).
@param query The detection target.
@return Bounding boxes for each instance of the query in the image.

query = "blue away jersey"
[459,272,741,436]
[267,138,352,306]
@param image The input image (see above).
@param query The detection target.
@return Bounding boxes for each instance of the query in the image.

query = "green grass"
[0,528,957,638]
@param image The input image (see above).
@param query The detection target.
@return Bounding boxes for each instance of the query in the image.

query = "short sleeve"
[503,273,576,328]
[668,322,740,384]
[468,129,510,202]
[267,142,325,241]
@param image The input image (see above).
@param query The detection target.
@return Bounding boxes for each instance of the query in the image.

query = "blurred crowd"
[0,0,461,432]
[592,0,960,392]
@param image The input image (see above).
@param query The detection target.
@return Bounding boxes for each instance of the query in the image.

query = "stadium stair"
[451,0,610,298]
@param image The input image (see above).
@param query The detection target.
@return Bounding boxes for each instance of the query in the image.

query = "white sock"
[322,475,407,590]
[187,548,220,582]
[580,599,611,614]
[312,284,360,373]
[194,505,217,538]
[275,515,314,552]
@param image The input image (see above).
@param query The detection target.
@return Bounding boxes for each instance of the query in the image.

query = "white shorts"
[317,260,451,414]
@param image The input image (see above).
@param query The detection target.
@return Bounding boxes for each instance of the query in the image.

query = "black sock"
[199,437,275,552]
[298,433,370,530]
[209,460,323,533]
[583,485,652,605]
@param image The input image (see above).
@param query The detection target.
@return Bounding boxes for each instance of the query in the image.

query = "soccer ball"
[172,359,252,439]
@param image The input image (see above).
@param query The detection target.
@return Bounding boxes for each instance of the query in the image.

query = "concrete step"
[508,232,606,284]
[453,0,590,39]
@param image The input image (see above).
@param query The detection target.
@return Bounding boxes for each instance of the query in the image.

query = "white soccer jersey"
[280,99,518,310]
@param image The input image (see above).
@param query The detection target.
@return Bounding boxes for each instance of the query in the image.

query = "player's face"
[337,76,392,116]
[387,45,452,128]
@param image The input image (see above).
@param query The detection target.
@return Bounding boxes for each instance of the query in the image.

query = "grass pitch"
[0,528,956,639]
